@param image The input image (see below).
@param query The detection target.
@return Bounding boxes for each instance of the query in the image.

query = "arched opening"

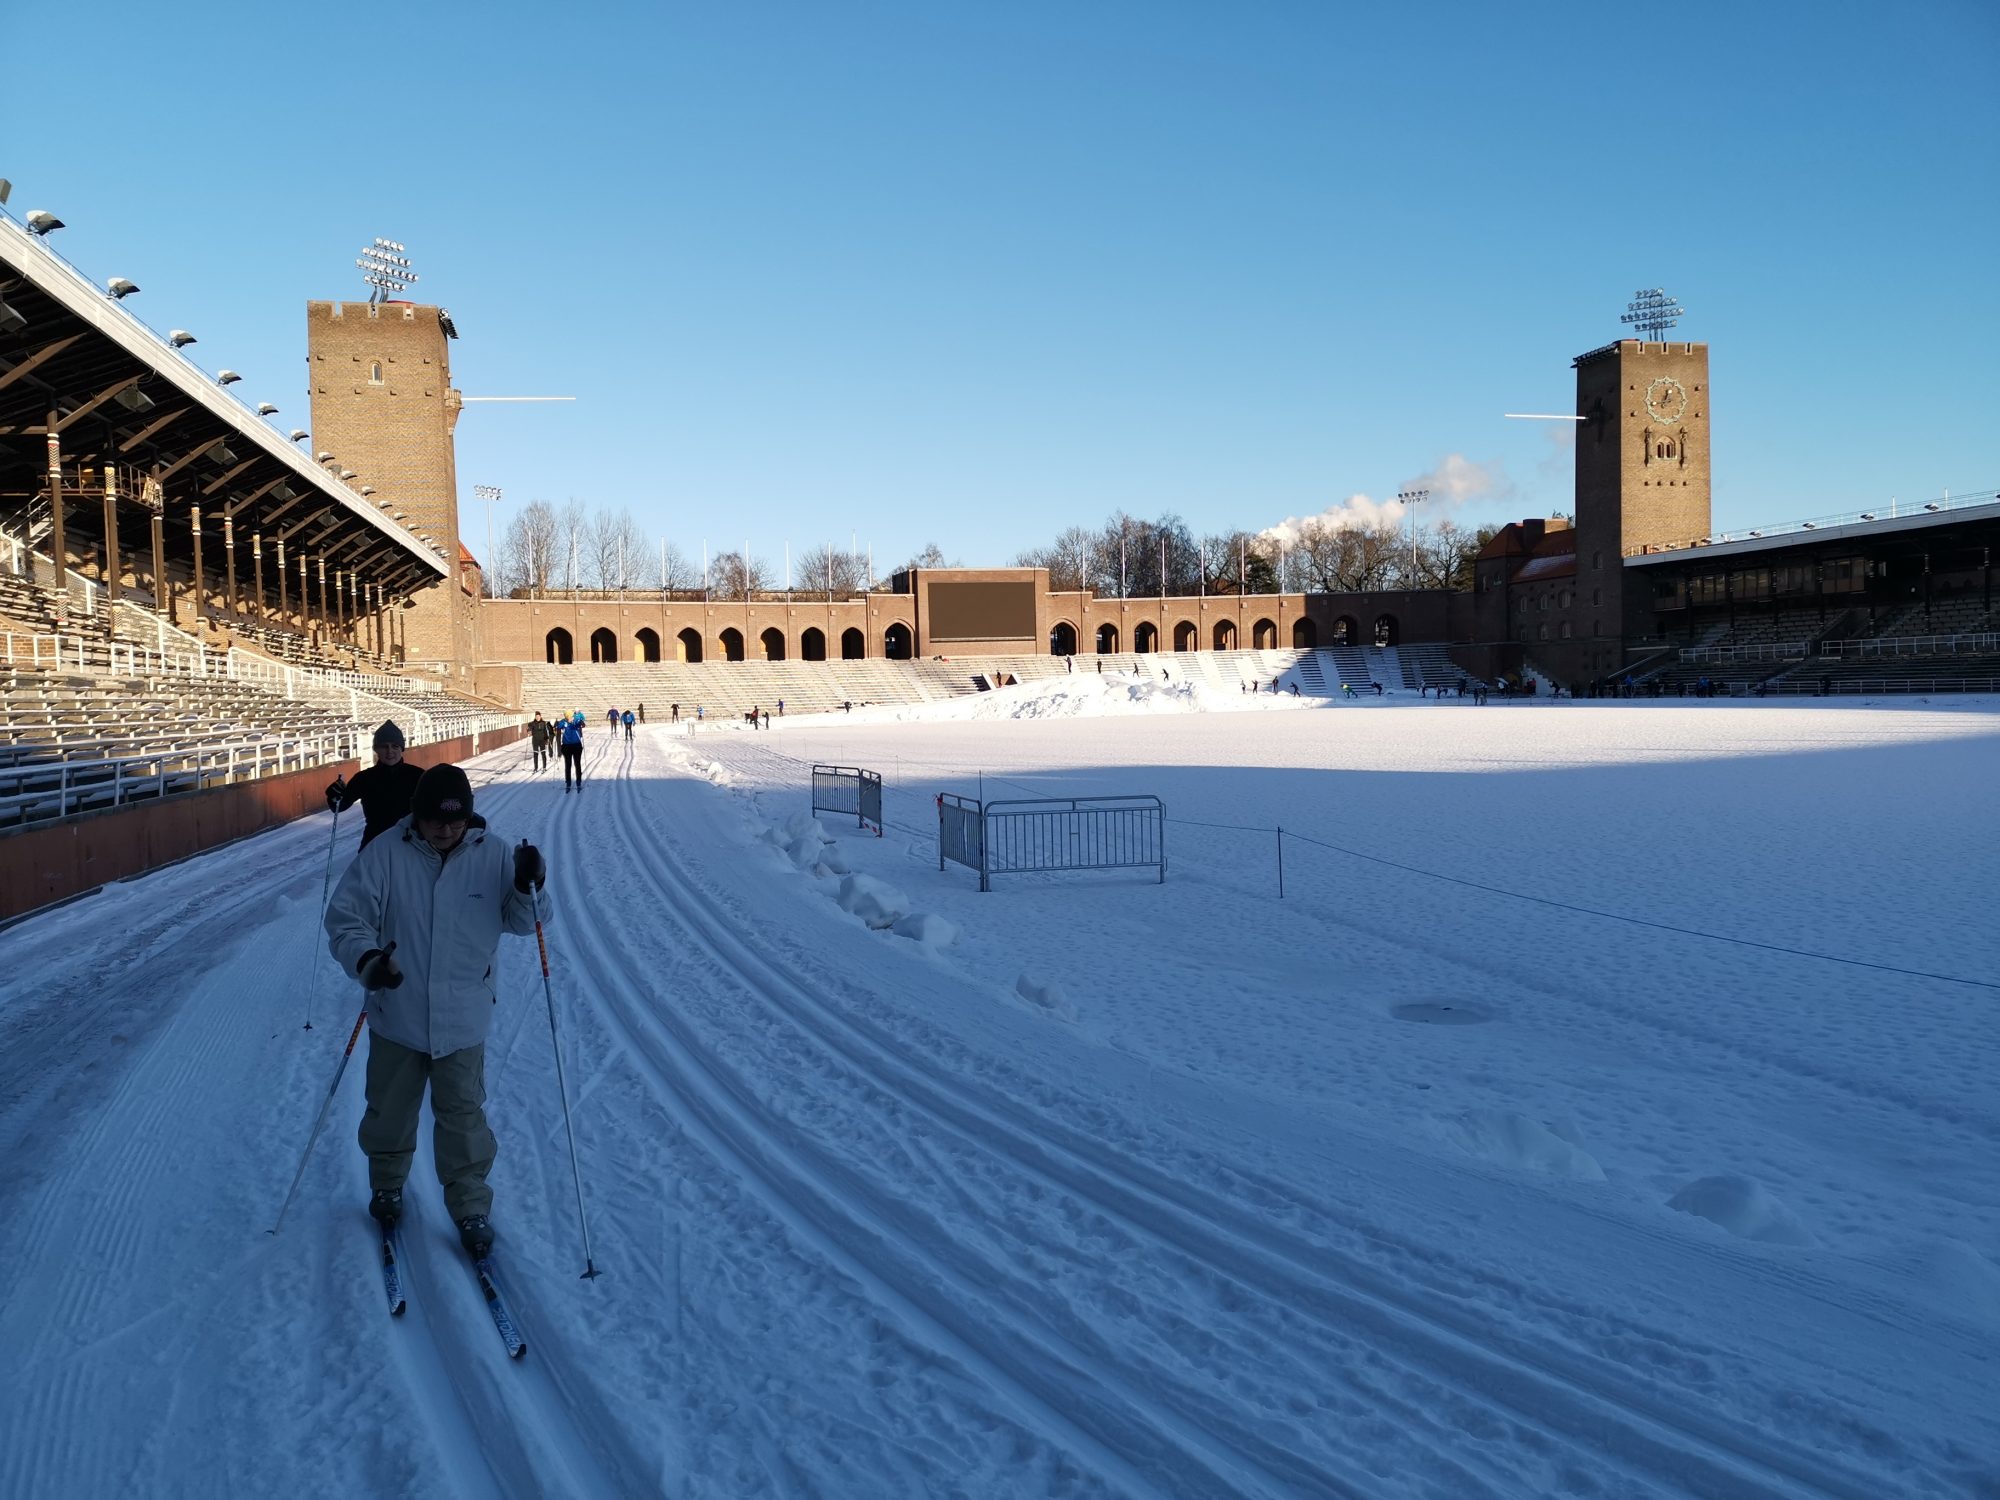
[1096,623,1120,654]
[1213,620,1237,651]
[676,627,703,663]
[840,627,865,660]
[1049,621,1078,656]
[589,627,619,663]
[719,627,745,662]
[635,627,661,663]
[801,626,826,662]
[883,622,913,660]
[545,627,573,664]
[1332,615,1358,646]
[1134,621,1159,653]
[1252,617,1277,650]
[1172,620,1197,652]
[760,627,786,661]
[1292,617,1318,648]
[1373,614,1399,647]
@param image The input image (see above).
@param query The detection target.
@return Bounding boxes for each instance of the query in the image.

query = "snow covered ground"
[2,675,1996,1498]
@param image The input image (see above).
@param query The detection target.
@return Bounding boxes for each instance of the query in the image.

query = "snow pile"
[1906,1239,2000,1323]
[1667,1174,1816,1246]
[890,912,958,950]
[1432,1111,1606,1181]
[833,873,911,929]
[872,671,1305,724]
[1014,974,1077,1022]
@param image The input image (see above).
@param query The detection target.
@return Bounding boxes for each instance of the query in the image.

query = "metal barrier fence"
[939,793,1166,891]
[811,764,883,831]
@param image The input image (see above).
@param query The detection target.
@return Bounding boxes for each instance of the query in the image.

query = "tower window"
[369,362,384,384]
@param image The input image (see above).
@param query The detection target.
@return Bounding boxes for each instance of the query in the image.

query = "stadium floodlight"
[0,179,11,206]
[207,440,237,466]
[256,402,279,416]
[1801,521,1817,530]
[1859,512,1876,521]
[1620,288,1685,341]
[25,209,63,235]
[317,451,335,463]
[356,237,418,304]
[0,299,25,334]
[114,387,155,414]
[216,370,242,386]
[169,329,196,347]
[1748,530,1763,538]
[1924,502,1941,512]
[339,468,358,480]
[107,277,140,299]
[289,429,309,442]
[361,485,376,496]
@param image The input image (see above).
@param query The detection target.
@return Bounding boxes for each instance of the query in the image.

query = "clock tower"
[1570,337,1711,677]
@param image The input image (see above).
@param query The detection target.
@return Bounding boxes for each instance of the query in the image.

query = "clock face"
[1645,376,1688,424]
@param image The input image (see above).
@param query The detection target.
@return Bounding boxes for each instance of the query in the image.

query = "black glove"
[357,945,402,990]
[513,842,546,894]
[325,776,346,813]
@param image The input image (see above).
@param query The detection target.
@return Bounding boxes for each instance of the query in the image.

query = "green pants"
[358,1032,497,1220]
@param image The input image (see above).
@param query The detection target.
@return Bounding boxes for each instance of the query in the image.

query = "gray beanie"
[373,720,406,750]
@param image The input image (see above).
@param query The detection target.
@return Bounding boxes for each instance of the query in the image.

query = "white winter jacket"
[323,815,550,1057]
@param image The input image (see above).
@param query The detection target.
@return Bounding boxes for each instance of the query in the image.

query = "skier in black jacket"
[327,720,425,848]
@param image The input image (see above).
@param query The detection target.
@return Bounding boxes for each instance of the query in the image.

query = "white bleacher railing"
[1819,632,1999,659]
[0,727,364,829]
[1679,641,1810,663]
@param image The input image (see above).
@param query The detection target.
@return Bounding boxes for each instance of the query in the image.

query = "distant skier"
[324,763,549,1259]
[622,709,635,741]
[326,720,423,850]
[528,711,551,771]
[776,699,784,716]
[670,703,680,723]
[607,708,620,733]
[637,704,646,724]
[559,711,586,793]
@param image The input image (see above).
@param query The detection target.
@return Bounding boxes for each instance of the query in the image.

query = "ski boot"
[368,1188,403,1228]
[457,1214,495,1258]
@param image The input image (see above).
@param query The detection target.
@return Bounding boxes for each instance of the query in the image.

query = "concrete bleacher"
[520,645,1461,723]
[1,561,521,828]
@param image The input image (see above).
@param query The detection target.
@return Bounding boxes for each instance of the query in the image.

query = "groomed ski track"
[0,721,1990,1497]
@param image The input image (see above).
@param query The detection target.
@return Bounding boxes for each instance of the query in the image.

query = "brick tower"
[306,299,473,678]
[1570,339,1712,678]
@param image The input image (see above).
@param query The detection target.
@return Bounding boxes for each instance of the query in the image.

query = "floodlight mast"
[356,237,418,305]
[1620,287,1685,342]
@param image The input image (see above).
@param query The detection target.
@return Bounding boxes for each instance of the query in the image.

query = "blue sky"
[7,0,1996,573]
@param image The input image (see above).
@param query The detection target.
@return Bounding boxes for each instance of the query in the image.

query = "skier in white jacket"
[323,763,548,1257]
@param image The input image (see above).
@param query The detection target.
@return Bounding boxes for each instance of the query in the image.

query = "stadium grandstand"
[5,198,1996,923]
[0,207,521,918]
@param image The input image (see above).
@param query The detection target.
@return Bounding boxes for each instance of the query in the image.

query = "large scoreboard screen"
[927,581,1037,641]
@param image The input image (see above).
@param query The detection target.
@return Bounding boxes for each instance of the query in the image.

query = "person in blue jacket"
[559,711,586,792]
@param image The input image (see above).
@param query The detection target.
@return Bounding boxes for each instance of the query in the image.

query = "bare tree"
[498,498,561,598]
[657,540,699,595]
[796,544,869,598]
[553,499,592,592]
[586,508,650,592]
[1015,525,1097,591]
[1408,518,1488,591]
[1291,516,1401,593]
[707,548,771,600]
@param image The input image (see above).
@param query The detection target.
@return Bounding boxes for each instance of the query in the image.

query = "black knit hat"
[374,719,406,750]
[412,763,473,822]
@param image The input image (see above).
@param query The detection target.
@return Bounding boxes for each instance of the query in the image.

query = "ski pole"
[268,943,388,1237]
[531,885,598,1279]
[303,801,343,1030]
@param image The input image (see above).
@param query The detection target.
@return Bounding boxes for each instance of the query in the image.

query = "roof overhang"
[0,215,445,585]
